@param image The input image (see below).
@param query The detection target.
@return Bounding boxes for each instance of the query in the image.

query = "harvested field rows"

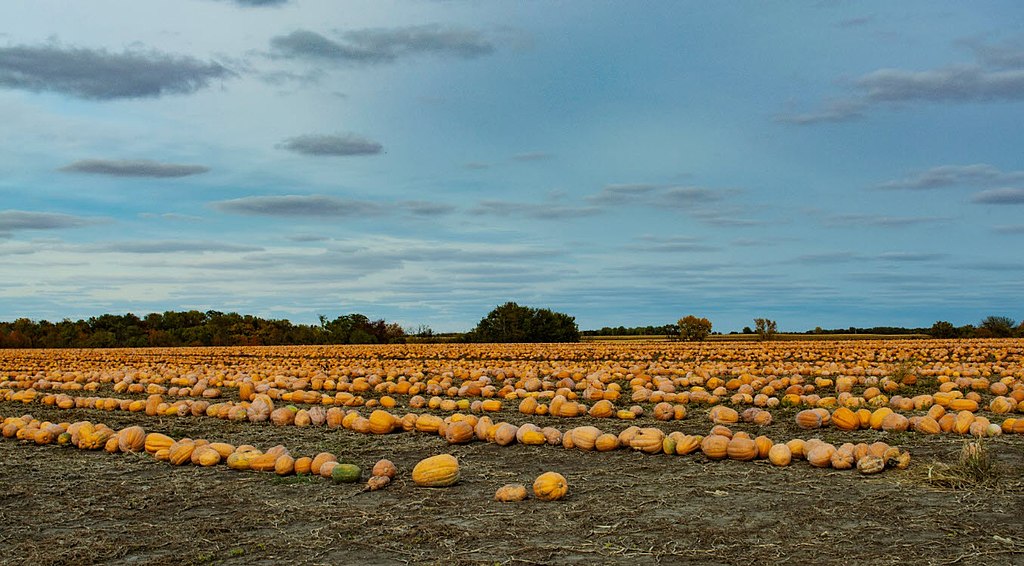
[2,340,1023,565]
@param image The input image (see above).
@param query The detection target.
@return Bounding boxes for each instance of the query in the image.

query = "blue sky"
[1,1,1023,332]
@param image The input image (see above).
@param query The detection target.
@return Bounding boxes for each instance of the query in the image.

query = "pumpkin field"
[2,340,1023,565]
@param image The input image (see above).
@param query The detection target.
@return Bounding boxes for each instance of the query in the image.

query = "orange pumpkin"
[768,443,792,466]
[726,437,757,461]
[831,407,859,431]
[533,472,568,501]
[629,428,665,454]
[700,434,730,460]
[495,483,529,502]
[412,454,459,487]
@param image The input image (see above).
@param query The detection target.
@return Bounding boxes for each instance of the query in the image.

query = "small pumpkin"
[412,454,459,487]
[768,443,792,466]
[533,472,568,501]
[366,475,392,491]
[494,483,529,502]
[372,459,397,479]
[857,455,885,474]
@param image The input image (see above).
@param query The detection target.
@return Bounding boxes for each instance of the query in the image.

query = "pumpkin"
[331,463,361,483]
[856,455,885,474]
[830,447,856,470]
[676,434,703,455]
[588,400,615,418]
[868,408,893,430]
[701,434,730,460]
[366,475,392,491]
[412,454,459,487]
[768,443,792,466]
[475,417,494,441]
[372,459,397,479]
[806,444,836,468]
[709,425,734,438]
[629,428,665,454]
[795,410,823,430]
[294,456,313,475]
[117,426,146,453]
[168,441,196,466]
[414,414,443,434]
[445,420,475,444]
[319,461,339,479]
[369,410,397,434]
[914,416,941,435]
[493,423,519,446]
[754,436,773,459]
[194,446,222,467]
[495,483,529,502]
[249,452,280,472]
[274,454,295,475]
[571,426,601,451]
[954,411,975,435]
[880,412,909,432]
[709,406,739,424]
[867,441,891,459]
[533,472,568,501]
[618,425,641,445]
[727,437,757,461]
[653,402,675,421]
[144,432,175,455]
[831,407,859,431]
[310,452,338,476]
[541,427,563,445]
[104,436,120,453]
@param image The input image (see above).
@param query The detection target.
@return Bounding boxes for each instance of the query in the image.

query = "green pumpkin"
[331,463,361,484]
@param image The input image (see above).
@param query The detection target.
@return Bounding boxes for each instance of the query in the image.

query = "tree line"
[0,311,407,349]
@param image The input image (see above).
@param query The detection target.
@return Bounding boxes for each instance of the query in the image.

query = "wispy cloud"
[627,235,718,253]
[213,195,456,218]
[877,252,948,262]
[512,152,553,162]
[471,200,599,220]
[216,0,288,6]
[59,159,210,178]
[836,15,875,29]
[824,213,948,228]
[84,241,263,254]
[876,164,1024,190]
[277,133,382,156]
[0,43,231,100]
[0,210,101,232]
[993,224,1024,234]
[587,184,728,207]
[972,188,1024,204]
[269,25,494,64]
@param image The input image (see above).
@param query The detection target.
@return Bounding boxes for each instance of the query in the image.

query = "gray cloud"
[222,0,288,6]
[0,43,231,100]
[627,235,718,253]
[86,241,263,254]
[824,213,948,228]
[876,164,1024,190]
[796,251,862,264]
[877,252,948,262]
[59,159,210,178]
[774,99,865,125]
[472,200,600,220]
[964,38,1024,70]
[464,162,491,170]
[277,133,382,156]
[994,224,1024,234]
[972,188,1024,204]
[837,15,875,28]
[402,201,457,216]
[856,65,1024,103]
[286,234,330,242]
[270,25,493,64]
[587,184,727,208]
[586,184,660,205]
[0,210,100,231]
[214,195,385,217]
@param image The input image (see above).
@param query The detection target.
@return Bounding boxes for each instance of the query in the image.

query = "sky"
[1,1,1023,333]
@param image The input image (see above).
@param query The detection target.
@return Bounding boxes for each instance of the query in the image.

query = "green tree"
[930,320,957,339]
[678,315,712,342]
[754,318,777,341]
[980,316,1016,338]
[470,302,579,343]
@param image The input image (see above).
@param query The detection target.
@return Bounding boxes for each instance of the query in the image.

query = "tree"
[980,316,1016,338]
[930,320,957,339]
[678,315,712,342]
[469,302,579,343]
[754,318,777,341]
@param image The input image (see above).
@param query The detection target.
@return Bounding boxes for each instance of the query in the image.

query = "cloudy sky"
[2,1,1023,333]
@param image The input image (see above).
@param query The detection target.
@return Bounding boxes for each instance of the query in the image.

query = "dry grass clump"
[924,439,1002,489]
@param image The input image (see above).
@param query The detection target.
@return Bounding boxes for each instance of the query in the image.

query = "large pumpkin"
[726,437,757,461]
[117,426,146,453]
[533,472,568,501]
[700,434,729,460]
[629,428,665,454]
[831,407,859,431]
[412,454,459,487]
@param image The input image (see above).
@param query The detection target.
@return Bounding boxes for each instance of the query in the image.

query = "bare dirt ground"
[2,401,1023,566]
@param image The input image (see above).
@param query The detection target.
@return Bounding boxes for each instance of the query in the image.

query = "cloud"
[219,0,289,6]
[85,241,263,254]
[836,15,875,28]
[627,235,718,253]
[876,252,948,262]
[277,133,382,156]
[824,213,948,228]
[471,200,600,220]
[269,25,494,64]
[774,99,866,125]
[464,162,491,170]
[0,43,231,100]
[214,195,384,217]
[994,224,1024,234]
[213,195,455,218]
[0,210,100,232]
[586,184,660,205]
[972,188,1024,204]
[963,37,1024,70]
[59,159,210,178]
[796,251,862,264]
[876,164,1024,190]
[587,184,727,208]
[138,213,204,222]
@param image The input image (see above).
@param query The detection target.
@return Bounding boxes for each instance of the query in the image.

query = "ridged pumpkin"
[630,428,665,454]
[168,441,196,466]
[248,452,280,472]
[445,420,476,444]
[868,408,893,430]
[116,426,146,453]
[274,454,295,475]
[795,410,823,430]
[412,454,459,487]
[754,436,773,459]
[310,452,338,475]
[533,472,568,501]
[709,406,739,424]
[495,483,529,502]
[493,423,518,446]
[571,426,601,451]
[588,399,615,418]
[293,456,313,475]
[701,434,730,460]
[676,434,703,455]
[194,446,222,467]
[831,407,859,431]
[372,459,398,478]
[369,410,397,434]
[145,432,175,455]
[830,447,856,470]
[953,411,975,435]
[727,437,757,461]
[880,412,909,432]
[806,444,836,468]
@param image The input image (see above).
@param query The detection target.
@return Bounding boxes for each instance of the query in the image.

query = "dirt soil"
[2,401,1023,566]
